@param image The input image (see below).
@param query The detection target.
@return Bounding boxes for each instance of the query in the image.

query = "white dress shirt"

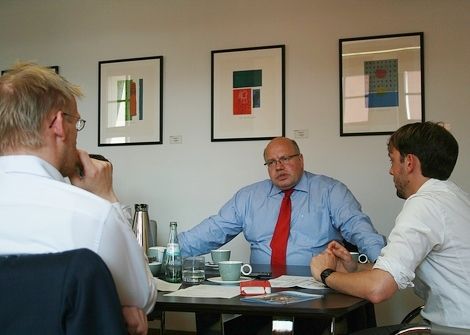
[374,179,470,328]
[0,155,157,314]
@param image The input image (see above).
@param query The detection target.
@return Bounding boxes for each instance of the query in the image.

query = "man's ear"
[405,154,420,173]
[48,111,66,139]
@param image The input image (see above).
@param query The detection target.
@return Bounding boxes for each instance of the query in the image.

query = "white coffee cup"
[148,246,166,263]
[218,261,252,281]
[211,249,231,264]
[350,252,368,264]
[148,261,162,276]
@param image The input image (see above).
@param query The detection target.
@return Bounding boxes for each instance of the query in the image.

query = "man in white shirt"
[311,121,470,333]
[0,63,157,335]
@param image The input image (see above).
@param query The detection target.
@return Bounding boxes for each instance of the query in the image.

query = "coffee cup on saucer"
[218,261,252,281]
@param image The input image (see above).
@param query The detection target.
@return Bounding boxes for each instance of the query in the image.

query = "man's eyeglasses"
[49,112,86,131]
[264,154,300,168]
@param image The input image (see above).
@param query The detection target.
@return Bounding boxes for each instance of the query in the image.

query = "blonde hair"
[0,62,83,153]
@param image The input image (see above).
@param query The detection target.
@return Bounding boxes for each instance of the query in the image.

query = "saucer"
[206,262,219,268]
[207,276,253,285]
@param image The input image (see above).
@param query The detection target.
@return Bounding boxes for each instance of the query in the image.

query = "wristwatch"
[320,268,335,288]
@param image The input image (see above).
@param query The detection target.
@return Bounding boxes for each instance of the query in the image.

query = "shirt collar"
[268,171,308,196]
[0,155,65,182]
[415,178,440,193]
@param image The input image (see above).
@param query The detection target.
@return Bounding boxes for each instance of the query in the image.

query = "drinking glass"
[182,256,205,284]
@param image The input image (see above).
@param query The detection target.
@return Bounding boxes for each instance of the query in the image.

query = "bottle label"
[166,243,180,256]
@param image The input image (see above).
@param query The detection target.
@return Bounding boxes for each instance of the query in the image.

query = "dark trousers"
[0,249,126,335]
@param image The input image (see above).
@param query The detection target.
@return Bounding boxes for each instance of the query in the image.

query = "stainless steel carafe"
[133,204,150,255]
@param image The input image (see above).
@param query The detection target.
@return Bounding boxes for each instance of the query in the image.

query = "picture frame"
[98,56,163,146]
[211,45,285,142]
[339,32,424,136]
[1,65,59,75]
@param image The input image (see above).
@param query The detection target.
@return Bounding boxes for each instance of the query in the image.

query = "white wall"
[1,0,469,330]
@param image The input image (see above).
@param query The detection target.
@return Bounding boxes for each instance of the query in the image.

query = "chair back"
[0,248,126,335]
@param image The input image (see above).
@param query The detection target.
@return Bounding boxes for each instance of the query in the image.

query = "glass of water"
[182,256,205,284]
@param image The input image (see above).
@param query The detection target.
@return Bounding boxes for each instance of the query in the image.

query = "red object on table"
[240,280,271,296]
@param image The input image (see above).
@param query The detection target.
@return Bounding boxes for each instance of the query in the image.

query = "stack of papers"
[164,284,240,298]
[268,275,327,290]
[156,278,181,292]
[157,275,327,299]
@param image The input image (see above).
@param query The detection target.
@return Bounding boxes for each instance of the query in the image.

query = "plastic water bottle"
[164,221,182,283]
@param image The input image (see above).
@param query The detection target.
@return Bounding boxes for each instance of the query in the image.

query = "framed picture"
[339,32,424,136]
[2,65,59,75]
[98,56,163,146]
[211,45,285,142]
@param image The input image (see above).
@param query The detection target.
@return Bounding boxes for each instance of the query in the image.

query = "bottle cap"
[135,204,148,211]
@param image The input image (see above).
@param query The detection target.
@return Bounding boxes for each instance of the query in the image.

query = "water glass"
[182,256,205,284]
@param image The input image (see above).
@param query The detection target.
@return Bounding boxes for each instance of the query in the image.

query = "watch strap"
[320,268,335,288]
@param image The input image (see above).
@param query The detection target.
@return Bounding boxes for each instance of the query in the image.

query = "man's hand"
[122,306,148,335]
[326,240,358,273]
[310,249,337,281]
[69,149,118,202]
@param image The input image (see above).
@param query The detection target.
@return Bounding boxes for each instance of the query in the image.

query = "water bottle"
[133,204,150,256]
[164,221,182,283]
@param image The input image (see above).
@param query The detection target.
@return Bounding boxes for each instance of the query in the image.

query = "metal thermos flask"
[133,204,150,255]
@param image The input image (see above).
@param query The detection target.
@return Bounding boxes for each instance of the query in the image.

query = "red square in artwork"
[233,88,252,115]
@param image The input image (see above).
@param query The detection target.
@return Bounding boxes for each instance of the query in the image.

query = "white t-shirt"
[374,178,470,328]
[0,155,157,314]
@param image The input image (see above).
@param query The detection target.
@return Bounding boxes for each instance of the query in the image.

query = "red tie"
[270,189,294,266]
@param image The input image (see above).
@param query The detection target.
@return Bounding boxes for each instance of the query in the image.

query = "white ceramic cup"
[218,261,252,281]
[350,252,368,264]
[148,246,159,260]
[148,261,162,276]
[211,249,231,264]
[148,246,167,263]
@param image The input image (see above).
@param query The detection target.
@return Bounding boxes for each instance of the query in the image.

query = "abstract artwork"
[339,32,424,136]
[98,56,163,146]
[211,45,285,141]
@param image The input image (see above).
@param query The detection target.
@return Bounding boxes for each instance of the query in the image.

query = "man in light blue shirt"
[180,137,385,265]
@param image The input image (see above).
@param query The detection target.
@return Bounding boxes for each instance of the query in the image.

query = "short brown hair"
[388,122,459,180]
[0,62,83,153]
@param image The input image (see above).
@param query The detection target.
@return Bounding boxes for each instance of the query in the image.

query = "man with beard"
[311,122,470,333]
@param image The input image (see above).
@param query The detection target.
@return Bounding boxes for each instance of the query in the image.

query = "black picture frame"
[1,65,59,75]
[211,45,285,142]
[339,32,424,136]
[98,56,163,146]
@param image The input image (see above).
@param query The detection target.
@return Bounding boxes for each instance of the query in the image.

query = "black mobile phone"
[247,271,272,279]
[89,154,109,162]
[76,154,110,177]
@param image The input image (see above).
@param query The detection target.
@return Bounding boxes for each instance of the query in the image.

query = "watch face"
[321,269,335,286]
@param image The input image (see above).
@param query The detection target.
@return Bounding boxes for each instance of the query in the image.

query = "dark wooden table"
[150,264,376,334]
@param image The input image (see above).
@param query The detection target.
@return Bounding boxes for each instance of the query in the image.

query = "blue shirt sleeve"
[324,178,386,261]
[178,192,245,257]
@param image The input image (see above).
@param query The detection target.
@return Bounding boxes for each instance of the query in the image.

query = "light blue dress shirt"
[179,171,385,265]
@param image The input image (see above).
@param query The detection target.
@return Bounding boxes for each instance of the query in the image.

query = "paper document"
[269,275,327,290]
[156,278,181,292]
[164,284,240,298]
